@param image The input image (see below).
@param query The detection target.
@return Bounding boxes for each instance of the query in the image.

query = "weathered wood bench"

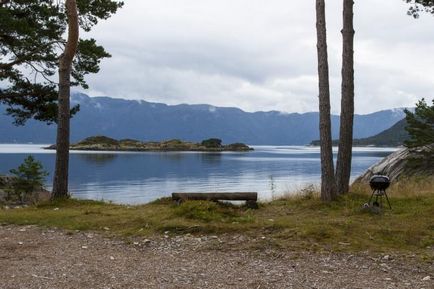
[171,192,258,209]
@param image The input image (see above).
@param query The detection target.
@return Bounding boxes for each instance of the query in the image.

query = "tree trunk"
[316,0,337,202]
[51,0,79,199]
[336,0,355,195]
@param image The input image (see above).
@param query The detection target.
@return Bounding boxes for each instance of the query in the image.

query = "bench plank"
[172,192,257,201]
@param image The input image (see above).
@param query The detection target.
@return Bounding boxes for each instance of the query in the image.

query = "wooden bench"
[172,192,258,209]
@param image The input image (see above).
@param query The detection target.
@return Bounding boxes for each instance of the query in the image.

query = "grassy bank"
[0,180,433,257]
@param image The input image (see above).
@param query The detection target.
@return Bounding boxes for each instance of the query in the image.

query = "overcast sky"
[81,0,434,114]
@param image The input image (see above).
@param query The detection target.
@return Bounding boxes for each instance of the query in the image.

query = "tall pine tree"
[336,0,355,195]
[316,0,337,202]
[1,0,123,198]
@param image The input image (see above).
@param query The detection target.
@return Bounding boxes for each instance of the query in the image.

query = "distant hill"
[0,93,406,145]
[310,118,409,147]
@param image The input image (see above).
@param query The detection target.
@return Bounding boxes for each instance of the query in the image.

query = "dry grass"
[351,176,434,198]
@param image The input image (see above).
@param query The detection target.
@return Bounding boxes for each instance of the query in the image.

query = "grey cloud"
[82,0,434,114]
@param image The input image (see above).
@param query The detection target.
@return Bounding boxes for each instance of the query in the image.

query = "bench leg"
[246,200,258,209]
[173,199,183,206]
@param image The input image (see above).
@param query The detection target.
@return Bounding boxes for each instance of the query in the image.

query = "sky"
[81,0,434,114]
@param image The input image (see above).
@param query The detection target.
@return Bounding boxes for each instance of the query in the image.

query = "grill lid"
[369,175,390,184]
[369,175,390,190]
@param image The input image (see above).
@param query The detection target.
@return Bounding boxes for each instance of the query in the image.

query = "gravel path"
[0,225,432,289]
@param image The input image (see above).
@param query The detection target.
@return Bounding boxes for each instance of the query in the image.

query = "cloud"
[81,0,434,114]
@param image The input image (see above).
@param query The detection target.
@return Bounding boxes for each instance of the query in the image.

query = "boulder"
[353,144,433,184]
[0,175,14,187]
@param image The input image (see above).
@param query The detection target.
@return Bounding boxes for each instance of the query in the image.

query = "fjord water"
[0,145,396,204]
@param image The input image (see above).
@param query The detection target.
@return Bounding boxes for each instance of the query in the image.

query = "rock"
[143,239,151,245]
[353,144,434,184]
[0,175,14,187]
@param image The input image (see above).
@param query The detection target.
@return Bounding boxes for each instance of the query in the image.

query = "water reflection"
[77,153,118,165]
[199,153,223,164]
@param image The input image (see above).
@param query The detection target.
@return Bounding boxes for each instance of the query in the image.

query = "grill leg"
[368,190,376,205]
[384,191,392,209]
[380,192,383,208]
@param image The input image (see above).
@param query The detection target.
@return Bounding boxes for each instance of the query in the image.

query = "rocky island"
[46,136,253,152]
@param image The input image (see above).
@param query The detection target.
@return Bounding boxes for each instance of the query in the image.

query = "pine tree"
[404,99,434,148]
[316,0,337,202]
[336,0,355,195]
[1,0,123,198]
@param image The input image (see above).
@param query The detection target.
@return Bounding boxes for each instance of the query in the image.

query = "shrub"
[6,156,48,203]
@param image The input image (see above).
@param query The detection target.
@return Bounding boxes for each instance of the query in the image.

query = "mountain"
[310,118,409,147]
[0,93,406,145]
[351,119,408,146]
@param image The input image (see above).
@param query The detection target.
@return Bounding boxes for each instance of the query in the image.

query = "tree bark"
[51,0,79,199]
[316,0,337,202]
[336,0,355,195]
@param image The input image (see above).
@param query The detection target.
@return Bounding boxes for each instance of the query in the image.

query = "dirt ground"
[0,225,432,289]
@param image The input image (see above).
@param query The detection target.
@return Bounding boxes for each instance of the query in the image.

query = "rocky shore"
[46,136,253,152]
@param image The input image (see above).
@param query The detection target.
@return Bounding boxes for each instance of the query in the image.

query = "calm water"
[0,144,397,204]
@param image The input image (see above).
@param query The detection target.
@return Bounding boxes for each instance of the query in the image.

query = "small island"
[46,136,253,152]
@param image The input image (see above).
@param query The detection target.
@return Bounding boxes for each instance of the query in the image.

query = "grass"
[0,179,433,257]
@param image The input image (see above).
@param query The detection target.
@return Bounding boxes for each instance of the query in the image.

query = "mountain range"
[0,93,406,145]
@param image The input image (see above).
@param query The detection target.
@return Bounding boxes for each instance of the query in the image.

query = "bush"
[6,156,48,203]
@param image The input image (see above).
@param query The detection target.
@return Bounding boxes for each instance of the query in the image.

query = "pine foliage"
[0,0,123,125]
[404,99,434,148]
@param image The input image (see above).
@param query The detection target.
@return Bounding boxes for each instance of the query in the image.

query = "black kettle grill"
[368,175,392,209]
